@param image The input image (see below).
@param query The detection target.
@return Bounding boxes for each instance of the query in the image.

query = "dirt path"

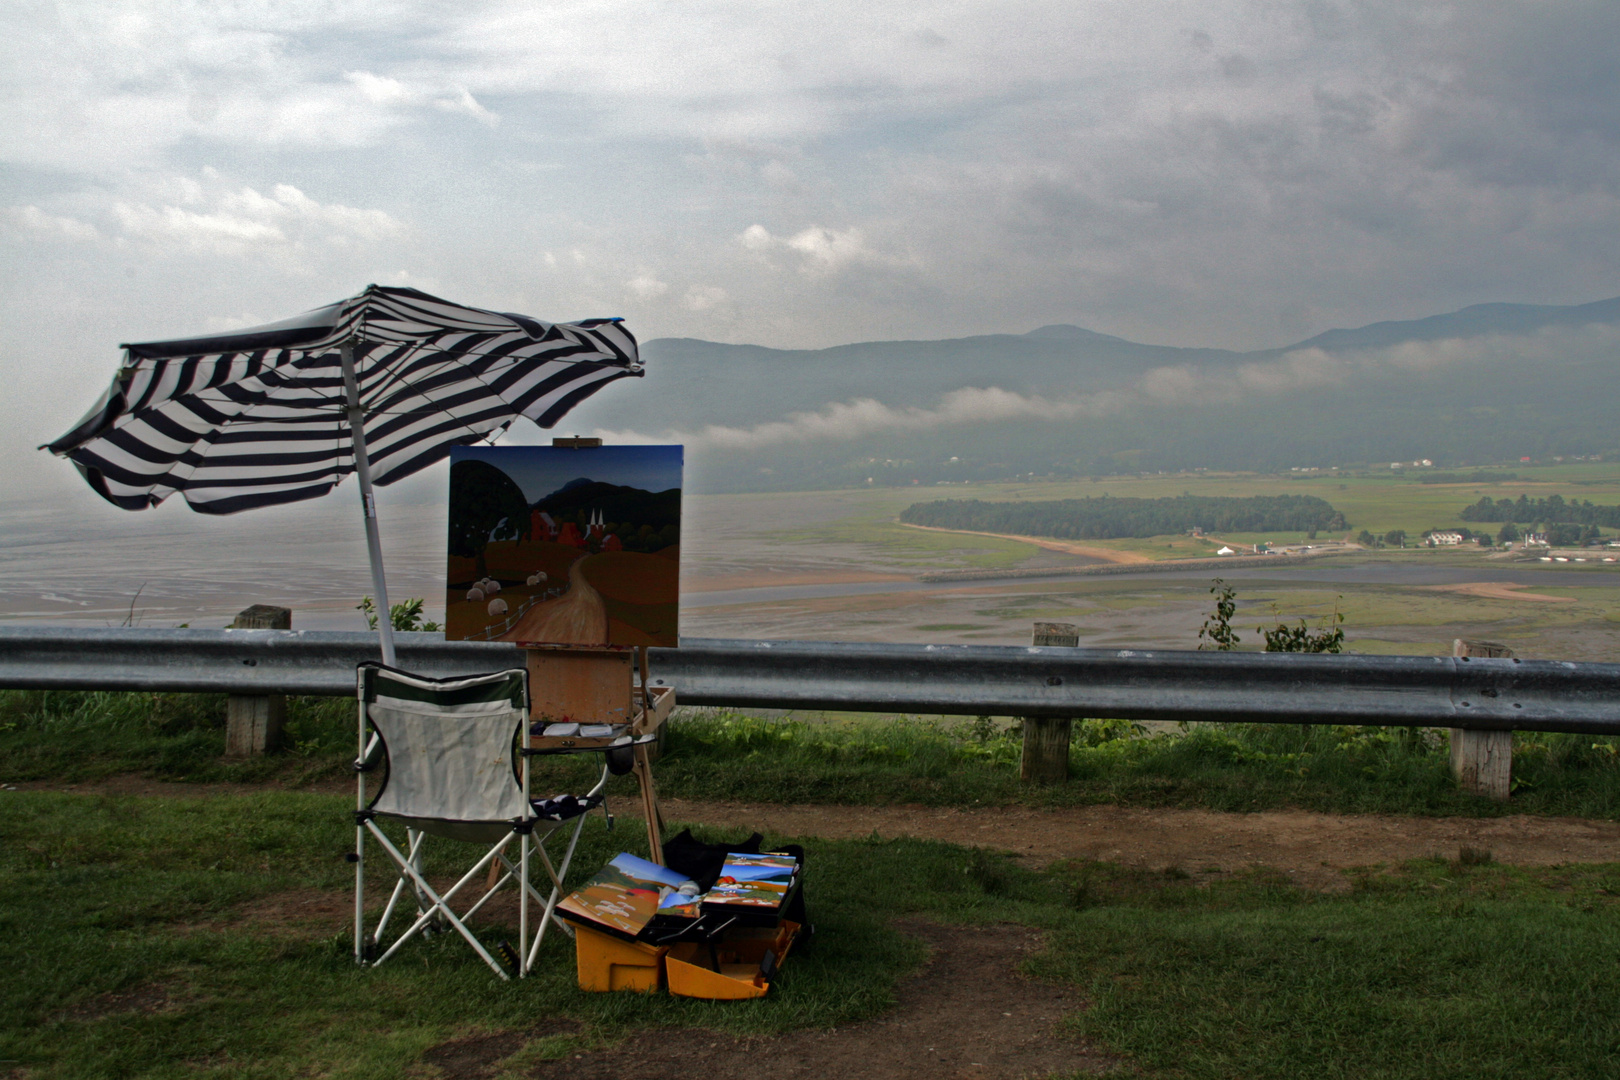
[654,798,1620,890]
[522,921,1110,1080]
[501,558,608,645]
[15,781,1618,890]
[899,522,1154,564]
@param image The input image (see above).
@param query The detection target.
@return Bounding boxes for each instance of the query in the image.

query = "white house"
[1428,531,1464,546]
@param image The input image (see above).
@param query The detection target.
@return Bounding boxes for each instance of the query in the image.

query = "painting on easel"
[445,445,681,646]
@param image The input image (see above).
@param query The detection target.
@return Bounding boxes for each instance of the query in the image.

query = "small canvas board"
[556,852,691,938]
[702,852,798,911]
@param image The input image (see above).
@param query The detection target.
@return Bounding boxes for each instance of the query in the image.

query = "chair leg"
[519,830,530,977]
[363,822,512,980]
[524,810,592,971]
[353,821,365,965]
[371,828,425,947]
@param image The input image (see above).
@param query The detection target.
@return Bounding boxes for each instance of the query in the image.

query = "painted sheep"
[487,598,508,617]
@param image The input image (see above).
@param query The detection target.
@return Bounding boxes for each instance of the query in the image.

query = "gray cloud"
[4,0,1620,505]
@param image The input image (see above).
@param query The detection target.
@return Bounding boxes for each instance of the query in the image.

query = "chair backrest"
[359,664,530,826]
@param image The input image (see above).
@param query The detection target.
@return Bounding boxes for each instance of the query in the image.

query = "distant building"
[1217,546,1236,555]
[1525,532,1549,546]
[1428,531,1464,546]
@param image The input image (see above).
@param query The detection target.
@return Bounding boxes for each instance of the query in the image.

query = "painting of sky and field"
[445,445,681,646]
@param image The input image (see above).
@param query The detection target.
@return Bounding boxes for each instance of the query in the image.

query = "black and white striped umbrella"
[46,284,641,515]
[44,284,642,662]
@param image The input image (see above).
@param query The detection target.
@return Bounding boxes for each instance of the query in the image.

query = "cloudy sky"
[4,0,1619,503]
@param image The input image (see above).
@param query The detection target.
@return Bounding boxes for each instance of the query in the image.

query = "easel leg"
[631,742,664,863]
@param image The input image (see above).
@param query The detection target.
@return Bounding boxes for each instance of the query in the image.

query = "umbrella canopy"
[45,284,641,514]
[44,284,642,664]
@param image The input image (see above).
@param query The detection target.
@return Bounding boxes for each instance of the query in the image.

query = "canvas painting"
[703,852,798,910]
[556,852,690,937]
[446,445,681,646]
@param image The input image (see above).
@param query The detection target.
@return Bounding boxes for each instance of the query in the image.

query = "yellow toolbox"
[572,923,668,993]
[664,920,801,1000]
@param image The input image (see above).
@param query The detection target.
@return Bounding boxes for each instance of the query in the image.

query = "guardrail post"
[1451,639,1513,801]
[1022,623,1079,783]
[226,605,291,756]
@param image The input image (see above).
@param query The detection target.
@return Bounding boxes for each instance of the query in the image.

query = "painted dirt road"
[500,557,607,645]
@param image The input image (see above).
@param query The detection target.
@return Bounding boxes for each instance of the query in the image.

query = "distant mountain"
[558,297,1620,492]
[540,476,598,503]
[532,481,680,530]
[1285,297,1620,353]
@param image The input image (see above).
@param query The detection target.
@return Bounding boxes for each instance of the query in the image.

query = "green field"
[759,462,1620,566]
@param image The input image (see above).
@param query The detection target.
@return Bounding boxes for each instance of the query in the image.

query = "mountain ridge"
[641,296,1620,360]
[559,296,1620,492]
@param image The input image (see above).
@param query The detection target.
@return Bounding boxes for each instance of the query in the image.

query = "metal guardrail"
[1,627,1618,735]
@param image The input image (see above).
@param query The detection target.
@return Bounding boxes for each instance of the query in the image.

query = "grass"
[4,788,1619,1078]
[7,692,1620,819]
[0,691,354,786]
[625,711,1620,819]
[1033,856,1620,1079]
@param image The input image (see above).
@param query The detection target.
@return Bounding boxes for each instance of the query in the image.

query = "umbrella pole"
[340,339,397,667]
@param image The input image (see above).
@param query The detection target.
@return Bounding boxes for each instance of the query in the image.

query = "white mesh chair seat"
[352,663,608,980]
[365,669,529,843]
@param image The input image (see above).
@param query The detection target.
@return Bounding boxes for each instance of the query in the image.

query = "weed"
[1198,579,1240,651]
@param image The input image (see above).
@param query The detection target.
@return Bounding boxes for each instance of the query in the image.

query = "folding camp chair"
[351,663,608,980]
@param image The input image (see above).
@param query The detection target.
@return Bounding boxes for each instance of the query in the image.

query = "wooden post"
[1022,622,1080,784]
[1451,639,1514,801]
[225,605,290,756]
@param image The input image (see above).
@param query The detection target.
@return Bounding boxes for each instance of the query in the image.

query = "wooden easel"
[525,645,676,863]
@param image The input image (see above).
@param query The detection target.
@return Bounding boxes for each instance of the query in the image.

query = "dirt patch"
[900,522,1151,564]
[420,1021,579,1079]
[525,921,1110,1080]
[226,889,360,937]
[1419,581,1576,603]
[54,983,177,1024]
[653,799,1620,890]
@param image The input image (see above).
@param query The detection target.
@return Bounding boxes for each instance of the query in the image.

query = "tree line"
[1458,494,1620,527]
[900,494,1347,539]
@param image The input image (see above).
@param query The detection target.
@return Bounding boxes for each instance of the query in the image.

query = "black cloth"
[662,828,763,891]
[530,793,602,821]
[662,829,809,930]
